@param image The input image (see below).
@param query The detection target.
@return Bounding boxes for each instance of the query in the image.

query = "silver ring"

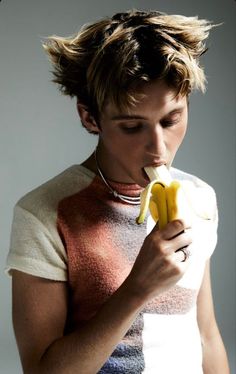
[175,247,190,262]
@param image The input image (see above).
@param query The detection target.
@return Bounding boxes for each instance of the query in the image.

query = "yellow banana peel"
[137,166,214,227]
[150,183,168,229]
[136,179,184,226]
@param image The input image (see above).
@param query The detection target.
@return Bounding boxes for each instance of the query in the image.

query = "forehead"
[103,79,187,119]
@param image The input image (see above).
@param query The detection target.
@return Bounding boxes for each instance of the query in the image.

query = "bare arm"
[197,260,230,374]
[12,219,192,374]
[12,270,143,374]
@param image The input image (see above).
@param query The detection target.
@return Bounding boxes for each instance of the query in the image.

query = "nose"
[145,125,166,157]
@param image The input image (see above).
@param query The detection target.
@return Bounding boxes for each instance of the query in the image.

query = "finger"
[165,230,192,255]
[161,219,191,240]
[174,247,191,262]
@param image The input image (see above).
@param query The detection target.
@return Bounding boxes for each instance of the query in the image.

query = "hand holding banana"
[125,165,198,300]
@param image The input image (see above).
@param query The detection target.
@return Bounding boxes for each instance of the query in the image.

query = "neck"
[94,148,141,205]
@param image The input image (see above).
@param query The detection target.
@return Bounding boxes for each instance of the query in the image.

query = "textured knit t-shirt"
[6,165,218,374]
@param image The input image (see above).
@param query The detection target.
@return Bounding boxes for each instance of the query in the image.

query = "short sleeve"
[5,204,68,281]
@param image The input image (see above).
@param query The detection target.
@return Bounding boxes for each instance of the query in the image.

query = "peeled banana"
[137,165,216,227]
[137,166,189,227]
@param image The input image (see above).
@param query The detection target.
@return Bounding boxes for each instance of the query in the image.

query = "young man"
[6,10,230,374]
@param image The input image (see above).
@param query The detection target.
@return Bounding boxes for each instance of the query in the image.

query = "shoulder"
[16,165,96,218]
[7,166,95,281]
[170,167,213,189]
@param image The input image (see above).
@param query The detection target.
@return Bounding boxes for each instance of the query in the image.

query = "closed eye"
[121,123,144,134]
[161,112,182,128]
[161,118,180,128]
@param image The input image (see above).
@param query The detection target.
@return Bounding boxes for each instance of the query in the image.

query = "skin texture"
[12,80,230,373]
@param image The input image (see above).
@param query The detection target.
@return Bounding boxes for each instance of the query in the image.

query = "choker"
[94,149,141,205]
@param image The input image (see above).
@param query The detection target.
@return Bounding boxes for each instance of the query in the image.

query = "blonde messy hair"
[43,9,214,123]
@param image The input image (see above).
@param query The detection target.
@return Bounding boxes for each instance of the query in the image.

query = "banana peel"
[137,166,214,227]
[136,179,162,224]
[136,179,185,225]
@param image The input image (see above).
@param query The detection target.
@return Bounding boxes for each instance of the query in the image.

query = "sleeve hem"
[5,254,67,281]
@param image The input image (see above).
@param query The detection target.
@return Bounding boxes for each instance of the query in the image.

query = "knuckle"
[146,230,158,242]
[164,255,175,268]
[173,218,185,230]
[158,243,167,256]
[173,218,192,232]
[162,256,172,269]
[168,257,184,275]
[173,264,184,277]
[146,232,165,250]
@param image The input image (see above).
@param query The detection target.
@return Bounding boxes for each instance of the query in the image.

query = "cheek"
[178,125,187,143]
[100,129,133,157]
[169,124,188,152]
[177,117,188,140]
[103,129,137,149]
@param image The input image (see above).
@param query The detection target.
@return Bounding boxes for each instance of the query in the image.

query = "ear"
[77,102,100,133]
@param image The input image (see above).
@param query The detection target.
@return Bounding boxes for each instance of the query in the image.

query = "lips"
[142,161,167,182]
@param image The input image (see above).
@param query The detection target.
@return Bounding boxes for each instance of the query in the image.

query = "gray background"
[0,0,235,372]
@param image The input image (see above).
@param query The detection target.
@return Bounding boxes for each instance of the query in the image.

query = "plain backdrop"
[0,1,235,373]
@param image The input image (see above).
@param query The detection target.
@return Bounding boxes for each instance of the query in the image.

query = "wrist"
[118,274,150,312]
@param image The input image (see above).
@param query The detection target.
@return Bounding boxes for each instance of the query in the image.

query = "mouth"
[142,162,167,182]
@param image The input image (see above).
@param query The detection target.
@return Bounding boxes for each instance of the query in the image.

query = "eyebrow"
[110,107,185,121]
[111,114,147,121]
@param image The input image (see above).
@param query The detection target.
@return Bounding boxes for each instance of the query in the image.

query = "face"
[93,80,188,187]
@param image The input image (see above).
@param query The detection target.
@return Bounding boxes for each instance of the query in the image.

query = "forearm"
[16,222,191,374]
[201,330,230,374]
[197,261,230,374]
[36,281,145,374]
